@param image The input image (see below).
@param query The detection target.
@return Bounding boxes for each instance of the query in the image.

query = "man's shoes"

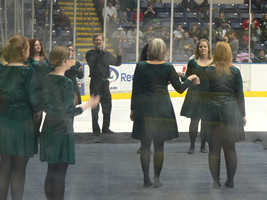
[93,131,101,136]
[187,146,195,154]
[102,129,116,134]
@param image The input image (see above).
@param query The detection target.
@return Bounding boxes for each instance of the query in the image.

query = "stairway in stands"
[58,0,102,61]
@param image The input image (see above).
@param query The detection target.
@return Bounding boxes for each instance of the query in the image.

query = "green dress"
[202,66,245,142]
[180,58,212,118]
[0,65,40,157]
[65,60,83,104]
[40,74,83,164]
[131,62,192,141]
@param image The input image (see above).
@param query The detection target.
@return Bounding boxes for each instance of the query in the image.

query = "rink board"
[78,63,267,101]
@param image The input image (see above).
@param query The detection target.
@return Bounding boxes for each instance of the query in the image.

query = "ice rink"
[74,97,267,133]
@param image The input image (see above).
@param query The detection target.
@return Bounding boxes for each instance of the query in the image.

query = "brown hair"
[213,41,232,75]
[2,35,29,63]
[195,39,212,60]
[49,46,70,68]
[93,34,104,42]
[29,39,48,59]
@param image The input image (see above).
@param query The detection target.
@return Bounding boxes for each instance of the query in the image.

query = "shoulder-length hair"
[147,38,167,61]
[213,41,232,75]
[195,38,212,60]
[49,46,70,68]
[2,35,29,63]
[29,39,48,59]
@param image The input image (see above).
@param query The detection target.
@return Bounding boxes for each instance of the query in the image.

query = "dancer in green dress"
[180,39,213,154]
[65,44,83,105]
[202,42,246,188]
[27,39,52,136]
[130,38,200,188]
[40,46,99,200]
[0,35,41,200]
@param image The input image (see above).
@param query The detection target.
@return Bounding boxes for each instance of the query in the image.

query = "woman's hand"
[177,71,184,78]
[130,110,134,121]
[188,74,200,85]
[81,95,100,111]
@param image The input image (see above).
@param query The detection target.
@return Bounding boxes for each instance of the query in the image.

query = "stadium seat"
[166,3,182,12]
[231,22,242,30]
[185,12,199,23]
[199,13,209,22]
[254,13,264,20]
[222,4,237,13]
[225,13,239,23]
[157,12,170,19]
[173,12,184,22]
[140,2,148,12]
[154,3,166,12]
[239,13,249,22]
[236,4,249,13]
[254,43,266,51]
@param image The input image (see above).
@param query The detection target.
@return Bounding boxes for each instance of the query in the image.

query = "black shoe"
[187,146,195,154]
[200,145,208,153]
[93,131,101,136]
[212,181,221,189]
[143,180,153,188]
[102,129,115,134]
[225,180,234,188]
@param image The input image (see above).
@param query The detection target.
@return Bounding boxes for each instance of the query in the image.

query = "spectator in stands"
[223,35,229,43]
[111,26,127,49]
[159,27,171,46]
[132,7,144,23]
[120,0,135,12]
[181,0,199,13]
[35,8,50,42]
[54,7,71,37]
[143,24,157,43]
[253,49,267,63]
[173,24,185,48]
[102,1,117,22]
[199,22,216,42]
[178,31,195,58]
[114,0,121,12]
[215,11,231,29]
[229,32,239,61]
[199,0,209,17]
[261,24,267,45]
[143,3,158,25]
[127,24,144,46]
[120,11,130,22]
[241,12,260,30]
[239,31,251,50]
[251,22,261,45]
[189,24,201,45]
[260,13,267,28]
[215,20,231,42]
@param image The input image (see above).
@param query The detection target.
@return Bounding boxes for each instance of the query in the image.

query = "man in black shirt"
[86,34,122,135]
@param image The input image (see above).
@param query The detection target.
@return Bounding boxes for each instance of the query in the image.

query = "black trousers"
[90,79,112,132]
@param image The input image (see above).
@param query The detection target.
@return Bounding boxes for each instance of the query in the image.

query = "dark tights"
[140,140,164,183]
[45,163,69,200]
[189,118,206,147]
[208,138,237,184]
[0,154,29,200]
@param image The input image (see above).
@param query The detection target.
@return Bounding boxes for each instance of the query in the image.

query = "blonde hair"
[195,39,212,60]
[213,41,232,75]
[147,38,167,61]
[2,35,29,63]
[49,46,70,68]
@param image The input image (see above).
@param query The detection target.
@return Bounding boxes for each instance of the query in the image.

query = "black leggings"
[140,140,164,182]
[0,154,29,200]
[45,163,69,200]
[208,138,237,183]
[189,118,206,147]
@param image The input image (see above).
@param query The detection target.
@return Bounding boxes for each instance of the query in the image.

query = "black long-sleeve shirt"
[85,49,121,79]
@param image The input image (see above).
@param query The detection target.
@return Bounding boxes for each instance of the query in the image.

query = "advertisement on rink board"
[78,63,265,96]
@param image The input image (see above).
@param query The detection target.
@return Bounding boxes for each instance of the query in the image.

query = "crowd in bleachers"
[92,0,267,63]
